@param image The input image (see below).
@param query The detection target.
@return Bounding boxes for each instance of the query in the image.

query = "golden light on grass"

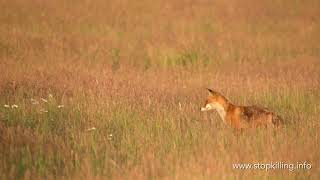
[0,0,319,179]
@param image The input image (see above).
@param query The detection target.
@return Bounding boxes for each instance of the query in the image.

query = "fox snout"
[200,107,206,111]
[200,104,211,112]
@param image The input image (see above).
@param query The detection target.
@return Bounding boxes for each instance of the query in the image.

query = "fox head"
[200,88,228,112]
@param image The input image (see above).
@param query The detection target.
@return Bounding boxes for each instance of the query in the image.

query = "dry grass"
[0,0,320,179]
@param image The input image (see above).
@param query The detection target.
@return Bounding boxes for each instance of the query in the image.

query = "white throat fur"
[204,103,227,123]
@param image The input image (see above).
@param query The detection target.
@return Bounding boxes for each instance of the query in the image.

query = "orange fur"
[201,89,283,130]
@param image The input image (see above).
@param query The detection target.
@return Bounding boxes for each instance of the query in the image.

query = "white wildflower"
[58,105,64,108]
[31,98,39,105]
[40,98,48,103]
[39,109,48,113]
[48,94,53,98]
[4,104,10,108]
[108,134,113,140]
[86,127,96,131]
[11,104,18,108]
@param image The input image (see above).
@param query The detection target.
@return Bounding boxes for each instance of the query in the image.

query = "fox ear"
[207,88,215,95]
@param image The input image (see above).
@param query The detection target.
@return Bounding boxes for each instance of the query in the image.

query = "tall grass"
[0,0,320,179]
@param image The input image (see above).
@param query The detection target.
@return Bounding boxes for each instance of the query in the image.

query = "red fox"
[201,89,283,129]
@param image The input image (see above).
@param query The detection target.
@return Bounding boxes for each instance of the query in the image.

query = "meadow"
[0,0,320,179]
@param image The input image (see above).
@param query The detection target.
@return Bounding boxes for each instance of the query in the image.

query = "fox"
[200,88,283,129]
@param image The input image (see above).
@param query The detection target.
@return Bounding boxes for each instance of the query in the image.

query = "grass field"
[1,0,320,179]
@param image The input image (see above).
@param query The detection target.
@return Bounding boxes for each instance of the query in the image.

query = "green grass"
[1,88,319,179]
